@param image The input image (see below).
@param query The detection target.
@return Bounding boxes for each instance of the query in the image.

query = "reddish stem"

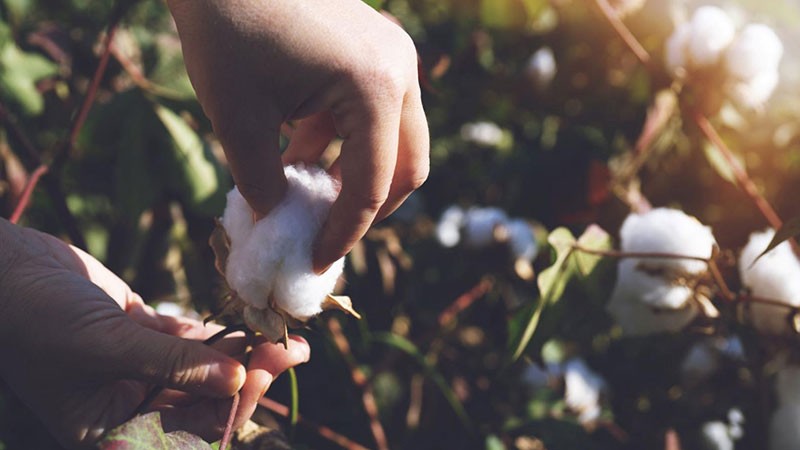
[9,164,48,224]
[219,392,240,450]
[593,0,651,67]
[571,245,711,263]
[437,277,493,328]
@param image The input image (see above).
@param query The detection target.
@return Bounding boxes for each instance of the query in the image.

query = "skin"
[167,0,430,272]
[0,218,310,448]
[0,1,427,446]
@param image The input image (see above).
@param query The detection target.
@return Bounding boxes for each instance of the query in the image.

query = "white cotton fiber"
[222,165,345,321]
[725,24,783,81]
[687,6,735,68]
[665,22,691,76]
[727,69,779,110]
[564,358,606,424]
[463,207,508,248]
[739,229,800,335]
[460,122,504,148]
[526,47,557,90]
[436,205,466,248]
[606,208,715,335]
[702,421,735,450]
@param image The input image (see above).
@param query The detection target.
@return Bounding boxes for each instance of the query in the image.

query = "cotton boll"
[436,205,466,248]
[725,24,783,81]
[222,165,345,320]
[620,208,715,274]
[504,219,538,261]
[727,69,779,109]
[460,122,504,147]
[563,358,606,424]
[526,47,556,90]
[665,22,691,76]
[607,261,699,335]
[770,405,800,450]
[687,6,735,68]
[701,421,734,450]
[739,229,800,335]
[463,207,508,248]
[243,305,286,343]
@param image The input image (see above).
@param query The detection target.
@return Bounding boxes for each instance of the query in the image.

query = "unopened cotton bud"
[526,47,556,90]
[460,122,504,147]
[463,207,508,248]
[687,6,735,68]
[436,205,466,248]
[738,229,800,335]
[725,24,783,81]
[564,358,605,424]
[222,165,345,321]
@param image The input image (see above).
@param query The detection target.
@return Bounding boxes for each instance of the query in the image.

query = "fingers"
[281,112,337,165]
[214,113,288,217]
[312,96,402,272]
[375,89,430,222]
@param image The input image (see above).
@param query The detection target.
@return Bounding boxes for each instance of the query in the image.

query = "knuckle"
[400,164,430,192]
[165,344,207,388]
[350,188,389,212]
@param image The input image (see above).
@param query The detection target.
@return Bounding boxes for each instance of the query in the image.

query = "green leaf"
[485,434,506,450]
[371,332,471,429]
[0,29,58,115]
[154,104,228,215]
[573,224,611,277]
[754,216,800,263]
[99,412,212,450]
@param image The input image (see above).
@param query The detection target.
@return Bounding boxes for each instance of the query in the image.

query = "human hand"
[167,0,430,272]
[0,219,310,449]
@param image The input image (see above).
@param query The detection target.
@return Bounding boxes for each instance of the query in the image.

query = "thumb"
[119,325,246,398]
[213,112,288,217]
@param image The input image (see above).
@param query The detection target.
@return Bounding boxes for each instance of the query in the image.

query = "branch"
[571,244,711,263]
[327,317,390,450]
[593,0,651,67]
[9,164,47,224]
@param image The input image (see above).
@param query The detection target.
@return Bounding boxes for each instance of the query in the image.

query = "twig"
[327,317,390,450]
[219,392,240,450]
[593,0,651,67]
[571,244,711,263]
[437,277,494,328]
[693,111,785,230]
[258,397,371,450]
[9,164,47,224]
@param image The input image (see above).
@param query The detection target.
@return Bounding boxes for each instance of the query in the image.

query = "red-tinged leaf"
[99,412,212,450]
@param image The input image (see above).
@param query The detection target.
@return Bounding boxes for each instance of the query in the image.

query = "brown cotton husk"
[207,219,360,345]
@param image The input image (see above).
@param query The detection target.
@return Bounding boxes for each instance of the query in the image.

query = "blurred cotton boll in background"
[563,358,606,424]
[687,6,735,68]
[460,121,505,148]
[724,24,783,109]
[435,205,466,248]
[770,366,800,450]
[738,229,800,336]
[462,207,508,248]
[606,208,716,335]
[525,46,556,90]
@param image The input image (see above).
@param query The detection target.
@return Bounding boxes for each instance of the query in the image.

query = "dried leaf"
[208,218,231,277]
[243,305,286,344]
[322,295,362,319]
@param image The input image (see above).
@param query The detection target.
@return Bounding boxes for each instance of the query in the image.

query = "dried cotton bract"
[211,165,358,343]
[607,208,716,335]
[738,229,800,336]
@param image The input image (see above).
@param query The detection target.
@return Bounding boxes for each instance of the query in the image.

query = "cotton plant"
[435,204,539,279]
[664,5,783,111]
[738,229,800,336]
[210,164,359,343]
[606,208,717,335]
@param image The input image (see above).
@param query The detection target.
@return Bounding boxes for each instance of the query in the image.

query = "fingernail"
[208,362,246,395]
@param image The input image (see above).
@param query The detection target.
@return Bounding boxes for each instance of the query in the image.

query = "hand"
[167,0,430,272]
[0,219,310,449]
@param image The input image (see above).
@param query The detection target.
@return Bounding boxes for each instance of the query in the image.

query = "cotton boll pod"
[563,358,606,424]
[687,6,735,68]
[665,22,691,77]
[738,229,800,336]
[725,24,783,81]
[526,47,556,90]
[462,207,508,248]
[436,205,466,248]
[243,305,287,343]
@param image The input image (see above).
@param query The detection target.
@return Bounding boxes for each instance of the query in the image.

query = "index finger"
[312,101,401,273]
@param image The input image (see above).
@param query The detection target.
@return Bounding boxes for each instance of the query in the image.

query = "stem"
[9,164,47,224]
[288,367,299,439]
[437,277,493,328]
[258,397,371,450]
[219,392,240,450]
[571,244,711,263]
[593,0,651,67]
